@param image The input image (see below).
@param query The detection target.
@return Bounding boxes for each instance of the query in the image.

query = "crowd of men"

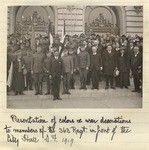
[7,32,143,100]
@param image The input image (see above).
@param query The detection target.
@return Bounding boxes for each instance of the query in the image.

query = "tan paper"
[0,0,148,149]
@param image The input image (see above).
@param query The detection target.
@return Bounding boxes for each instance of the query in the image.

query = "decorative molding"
[134,6,143,14]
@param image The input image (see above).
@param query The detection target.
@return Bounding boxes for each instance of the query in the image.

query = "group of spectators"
[7,32,143,100]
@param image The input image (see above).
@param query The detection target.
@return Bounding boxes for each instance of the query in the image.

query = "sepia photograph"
[7,6,143,109]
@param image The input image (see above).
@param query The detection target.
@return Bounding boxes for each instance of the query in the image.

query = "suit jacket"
[77,51,90,68]
[43,57,51,73]
[49,57,63,77]
[62,55,73,73]
[90,53,103,71]
[103,50,117,75]
[131,52,142,72]
[117,53,130,73]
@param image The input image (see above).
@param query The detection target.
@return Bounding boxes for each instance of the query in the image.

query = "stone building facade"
[7,6,143,37]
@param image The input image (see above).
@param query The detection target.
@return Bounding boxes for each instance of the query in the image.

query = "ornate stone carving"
[85,13,119,35]
[134,6,143,14]
[15,11,54,35]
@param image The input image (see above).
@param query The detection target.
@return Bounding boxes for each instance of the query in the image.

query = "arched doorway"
[8,6,57,36]
[84,6,126,35]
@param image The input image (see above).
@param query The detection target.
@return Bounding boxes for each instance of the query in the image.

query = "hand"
[71,71,73,74]
[86,67,89,70]
[100,67,103,70]
[31,70,34,74]
[61,75,63,79]
[22,65,25,69]
[46,70,49,73]
[49,75,52,79]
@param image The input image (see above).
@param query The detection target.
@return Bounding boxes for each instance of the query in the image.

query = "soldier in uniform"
[77,43,90,90]
[62,49,73,94]
[31,46,45,95]
[68,48,77,89]
[43,51,52,95]
[49,51,63,100]
[23,49,33,90]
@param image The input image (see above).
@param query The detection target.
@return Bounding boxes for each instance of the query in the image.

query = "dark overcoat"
[103,50,117,75]
[12,59,25,91]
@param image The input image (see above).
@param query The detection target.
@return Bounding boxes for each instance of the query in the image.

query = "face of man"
[46,52,51,58]
[120,49,124,54]
[93,40,98,46]
[83,41,87,46]
[54,51,59,57]
[92,47,97,53]
[80,46,85,51]
[20,44,25,50]
[107,46,112,53]
[63,50,68,56]
[37,47,42,54]
[55,39,59,44]
[134,47,139,54]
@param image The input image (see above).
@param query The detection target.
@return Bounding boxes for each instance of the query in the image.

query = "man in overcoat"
[90,46,103,89]
[131,46,142,92]
[103,45,117,89]
[49,51,63,100]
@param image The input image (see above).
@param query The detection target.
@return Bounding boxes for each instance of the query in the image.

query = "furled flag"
[48,17,53,51]
[30,25,35,51]
[7,62,14,88]
[61,19,66,43]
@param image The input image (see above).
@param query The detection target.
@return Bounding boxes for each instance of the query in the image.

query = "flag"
[61,19,66,43]
[31,25,35,50]
[7,62,14,88]
[48,20,53,49]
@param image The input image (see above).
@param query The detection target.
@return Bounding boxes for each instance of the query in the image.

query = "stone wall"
[125,6,143,36]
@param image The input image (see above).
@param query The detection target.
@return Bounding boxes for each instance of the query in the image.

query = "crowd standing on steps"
[7,32,143,100]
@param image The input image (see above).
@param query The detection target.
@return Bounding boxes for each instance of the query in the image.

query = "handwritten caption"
[3,115,131,147]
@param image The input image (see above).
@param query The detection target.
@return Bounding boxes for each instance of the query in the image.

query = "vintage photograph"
[7,6,143,108]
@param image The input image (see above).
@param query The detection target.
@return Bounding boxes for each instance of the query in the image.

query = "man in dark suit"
[103,45,117,89]
[49,51,63,100]
[131,46,142,92]
[90,46,103,89]
[31,46,45,95]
